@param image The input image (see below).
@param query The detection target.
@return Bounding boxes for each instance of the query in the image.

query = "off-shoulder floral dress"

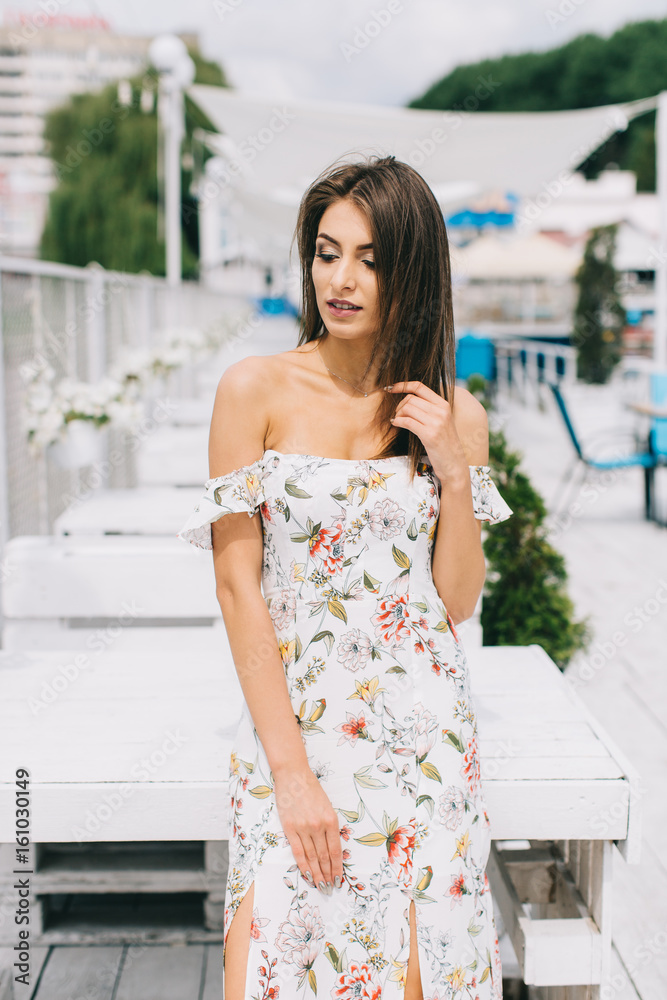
[177,448,513,1000]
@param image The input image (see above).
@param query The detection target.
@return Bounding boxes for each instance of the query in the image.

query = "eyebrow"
[316,232,374,250]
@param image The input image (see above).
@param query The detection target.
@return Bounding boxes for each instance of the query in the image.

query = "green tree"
[572,224,626,384]
[409,18,667,189]
[40,47,226,277]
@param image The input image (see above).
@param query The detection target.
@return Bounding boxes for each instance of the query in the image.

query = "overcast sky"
[5,0,667,105]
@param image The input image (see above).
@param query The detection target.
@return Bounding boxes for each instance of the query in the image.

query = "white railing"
[0,256,247,544]
[495,337,577,404]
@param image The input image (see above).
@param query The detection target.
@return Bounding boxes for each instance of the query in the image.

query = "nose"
[330,254,356,294]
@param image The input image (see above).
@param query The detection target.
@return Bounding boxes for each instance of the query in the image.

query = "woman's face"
[311,197,380,341]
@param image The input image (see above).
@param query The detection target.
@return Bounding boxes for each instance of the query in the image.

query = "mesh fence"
[0,257,249,544]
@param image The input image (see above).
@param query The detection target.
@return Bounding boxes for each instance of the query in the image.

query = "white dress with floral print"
[177,448,513,1000]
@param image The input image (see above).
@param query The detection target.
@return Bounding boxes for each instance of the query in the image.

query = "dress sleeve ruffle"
[468,465,513,523]
[176,458,266,550]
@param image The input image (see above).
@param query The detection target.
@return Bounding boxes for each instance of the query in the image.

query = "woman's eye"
[315,251,375,270]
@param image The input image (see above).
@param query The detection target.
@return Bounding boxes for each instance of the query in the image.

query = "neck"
[317,334,380,393]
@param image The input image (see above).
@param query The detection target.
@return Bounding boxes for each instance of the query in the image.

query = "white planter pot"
[48,420,107,470]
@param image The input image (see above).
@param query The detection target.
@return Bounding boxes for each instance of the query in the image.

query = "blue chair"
[648,372,667,524]
[547,381,657,521]
[648,372,667,459]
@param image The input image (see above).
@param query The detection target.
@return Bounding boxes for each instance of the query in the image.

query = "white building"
[0,16,154,255]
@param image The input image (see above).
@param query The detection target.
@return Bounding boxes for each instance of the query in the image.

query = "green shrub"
[467,375,592,668]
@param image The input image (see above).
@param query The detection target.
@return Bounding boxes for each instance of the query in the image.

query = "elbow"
[447,601,478,628]
[216,577,262,609]
[437,565,486,627]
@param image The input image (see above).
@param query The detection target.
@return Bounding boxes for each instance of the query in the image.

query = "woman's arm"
[209,358,343,894]
[385,379,489,625]
[429,387,489,624]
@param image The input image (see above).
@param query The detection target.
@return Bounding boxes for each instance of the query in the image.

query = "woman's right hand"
[273,766,344,894]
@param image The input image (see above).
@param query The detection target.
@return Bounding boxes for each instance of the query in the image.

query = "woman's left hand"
[386,381,469,486]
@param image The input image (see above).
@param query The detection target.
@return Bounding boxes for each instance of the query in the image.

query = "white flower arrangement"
[108,326,224,385]
[22,313,250,459]
[22,364,145,457]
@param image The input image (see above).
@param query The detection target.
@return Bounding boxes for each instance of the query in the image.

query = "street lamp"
[148,34,195,287]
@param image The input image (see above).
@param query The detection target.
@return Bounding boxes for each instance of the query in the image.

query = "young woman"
[178,154,513,1000]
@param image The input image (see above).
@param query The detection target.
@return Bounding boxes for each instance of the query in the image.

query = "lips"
[327,300,362,316]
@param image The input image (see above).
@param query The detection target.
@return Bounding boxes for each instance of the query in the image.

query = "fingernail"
[304,871,313,884]
[334,876,342,889]
[318,881,326,893]
[326,881,333,894]
[384,384,393,390]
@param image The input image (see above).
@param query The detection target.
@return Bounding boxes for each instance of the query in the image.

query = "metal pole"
[163,80,183,287]
[654,90,667,369]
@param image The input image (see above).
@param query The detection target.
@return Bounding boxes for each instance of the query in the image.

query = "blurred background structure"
[1,3,666,999]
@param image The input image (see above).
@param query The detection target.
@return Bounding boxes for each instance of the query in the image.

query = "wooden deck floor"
[2,941,223,999]
[496,373,667,1000]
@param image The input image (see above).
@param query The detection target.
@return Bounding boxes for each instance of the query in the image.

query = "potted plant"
[22,365,145,469]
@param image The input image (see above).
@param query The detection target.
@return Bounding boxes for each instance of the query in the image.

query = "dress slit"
[223,877,256,998]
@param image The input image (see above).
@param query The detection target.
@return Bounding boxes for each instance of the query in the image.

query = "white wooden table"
[53,487,201,536]
[0,643,641,994]
[136,426,209,487]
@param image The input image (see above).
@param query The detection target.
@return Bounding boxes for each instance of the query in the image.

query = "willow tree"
[40,50,225,278]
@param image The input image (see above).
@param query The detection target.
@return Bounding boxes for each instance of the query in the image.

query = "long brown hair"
[290,153,457,482]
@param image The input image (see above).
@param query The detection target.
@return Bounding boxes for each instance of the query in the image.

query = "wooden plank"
[115,943,204,1000]
[485,781,629,841]
[605,839,667,1000]
[53,487,202,536]
[26,928,223,947]
[32,945,122,999]
[0,775,631,845]
[480,758,624,781]
[3,623,228,655]
[480,722,601,742]
[0,945,50,979]
[201,943,224,1000]
[0,782,230,842]
[33,870,221,894]
[482,738,612,758]
[487,845,603,987]
[3,536,221,618]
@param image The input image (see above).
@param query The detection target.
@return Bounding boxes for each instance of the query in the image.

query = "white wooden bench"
[1,535,228,653]
[135,426,210,487]
[0,642,640,997]
[53,487,202,537]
